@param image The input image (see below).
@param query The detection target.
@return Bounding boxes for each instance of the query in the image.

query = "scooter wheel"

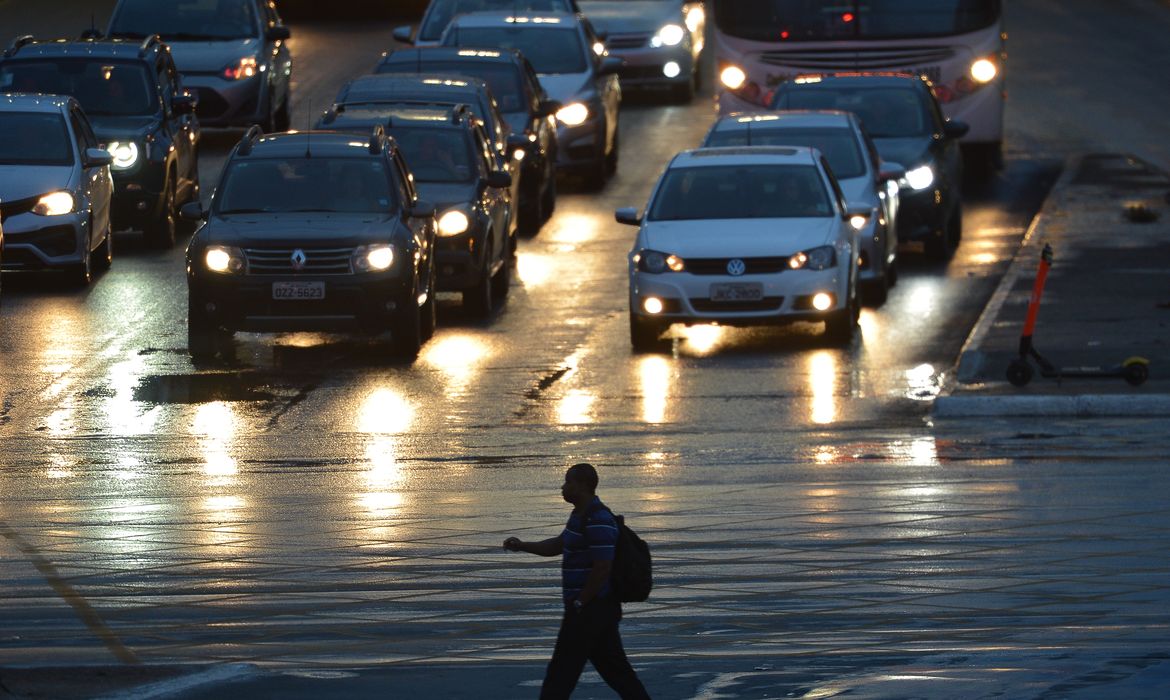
[1007,359,1033,386]
[1123,361,1149,386]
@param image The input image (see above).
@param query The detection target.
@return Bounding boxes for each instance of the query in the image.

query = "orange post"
[1021,244,1054,339]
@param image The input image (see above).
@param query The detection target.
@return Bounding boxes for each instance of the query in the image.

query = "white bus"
[713,0,1005,167]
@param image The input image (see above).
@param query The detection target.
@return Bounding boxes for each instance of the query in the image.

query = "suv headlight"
[105,141,139,170]
[904,164,935,191]
[223,56,259,80]
[204,245,246,274]
[352,244,395,272]
[634,249,685,273]
[33,191,75,216]
[788,246,837,271]
[651,23,686,48]
[556,102,589,126]
[437,209,471,237]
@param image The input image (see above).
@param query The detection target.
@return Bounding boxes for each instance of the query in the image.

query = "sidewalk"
[936,153,1170,417]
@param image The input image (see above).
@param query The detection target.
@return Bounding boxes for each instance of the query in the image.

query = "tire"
[179,161,202,237]
[391,289,423,360]
[463,251,494,319]
[583,157,608,191]
[630,314,669,353]
[824,284,859,345]
[273,95,291,133]
[95,224,113,271]
[69,231,94,286]
[1006,358,1033,386]
[886,261,898,288]
[188,295,217,361]
[671,76,695,103]
[518,175,545,236]
[490,247,511,301]
[420,255,437,342]
[146,177,177,249]
[540,159,557,220]
[862,274,888,307]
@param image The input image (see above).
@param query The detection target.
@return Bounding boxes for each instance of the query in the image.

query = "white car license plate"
[272,281,325,300]
[710,283,763,302]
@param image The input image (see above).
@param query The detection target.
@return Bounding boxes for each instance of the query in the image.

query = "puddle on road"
[134,373,277,404]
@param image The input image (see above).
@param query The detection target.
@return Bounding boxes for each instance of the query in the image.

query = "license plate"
[272,281,325,300]
[710,283,763,301]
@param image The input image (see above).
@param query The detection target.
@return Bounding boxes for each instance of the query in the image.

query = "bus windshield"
[714,0,1001,41]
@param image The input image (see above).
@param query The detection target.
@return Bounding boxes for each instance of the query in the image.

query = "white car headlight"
[106,141,139,170]
[556,102,589,127]
[904,165,935,191]
[720,65,747,90]
[437,210,471,237]
[204,245,246,274]
[352,244,395,272]
[652,23,686,48]
[32,191,75,216]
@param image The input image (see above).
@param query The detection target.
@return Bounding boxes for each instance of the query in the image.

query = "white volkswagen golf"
[618,146,865,352]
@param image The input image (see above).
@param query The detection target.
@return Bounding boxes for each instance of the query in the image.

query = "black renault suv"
[182,127,438,361]
[317,102,515,318]
[0,34,200,248]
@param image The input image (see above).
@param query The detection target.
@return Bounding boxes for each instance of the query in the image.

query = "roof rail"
[4,35,36,58]
[450,103,472,124]
[236,125,264,156]
[79,28,104,41]
[138,34,161,58]
[369,125,387,155]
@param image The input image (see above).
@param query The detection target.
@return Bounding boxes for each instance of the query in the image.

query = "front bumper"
[629,266,849,327]
[183,73,265,127]
[612,46,694,89]
[188,271,414,334]
[110,165,167,230]
[435,229,487,290]
[896,186,949,243]
[0,211,89,271]
[555,118,605,173]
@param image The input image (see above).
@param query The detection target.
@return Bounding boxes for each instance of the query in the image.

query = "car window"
[68,110,91,156]
[218,158,398,214]
[392,127,476,183]
[472,125,495,175]
[418,0,576,42]
[0,60,156,116]
[649,164,833,221]
[108,0,259,41]
[820,156,848,213]
[72,108,101,148]
[0,111,73,165]
[704,127,867,179]
[775,86,931,138]
[445,26,587,75]
[378,60,527,113]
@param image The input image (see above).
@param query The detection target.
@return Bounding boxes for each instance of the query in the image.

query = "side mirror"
[392,26,414,44]
[843,202,872,223]
[877,161,905,182]
[598,56,623,76]
[410,200,437,218]
[84,148,113,168]
[942,120,970,139]
[267,25,291,42]
[537,99,562,117]
[485,171,512,189]
[614,207,642,226]
[172,92,198,116]
[179,201,206,221]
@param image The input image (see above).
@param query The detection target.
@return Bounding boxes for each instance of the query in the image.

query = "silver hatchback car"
[0,94,114,285]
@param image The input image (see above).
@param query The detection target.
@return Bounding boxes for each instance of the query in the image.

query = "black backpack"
[591,507,653,603]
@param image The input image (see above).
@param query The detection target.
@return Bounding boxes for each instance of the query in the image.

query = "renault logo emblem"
[290,249,307,270]
[726,258,746,276]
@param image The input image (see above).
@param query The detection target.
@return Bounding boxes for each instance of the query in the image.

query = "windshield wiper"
[219,208,271,214]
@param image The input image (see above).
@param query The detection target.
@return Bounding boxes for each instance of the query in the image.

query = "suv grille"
[684,257,790,275]
[608,33,652,50]
[244,247,355,275]
[760,46,955,71]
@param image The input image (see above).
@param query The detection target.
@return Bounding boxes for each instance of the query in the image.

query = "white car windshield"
[649,164,833,221]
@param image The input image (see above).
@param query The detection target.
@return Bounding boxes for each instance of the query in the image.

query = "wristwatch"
[573,599,584,611]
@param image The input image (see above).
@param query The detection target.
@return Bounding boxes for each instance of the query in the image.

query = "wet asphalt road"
[2,1,1169,697]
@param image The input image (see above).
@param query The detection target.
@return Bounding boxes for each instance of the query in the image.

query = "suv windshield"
[0,60,155,116]
[705,127,866,179]
[391,128,475,183]
[378,61,526,113]
[775,88,931,138]
[650,164,832,220]
[446,27,586,75]
[418,0,576,42]
[218,158,398,215]
[0,112,72,165]
[108,0,258,41]
[714,0,1000,41]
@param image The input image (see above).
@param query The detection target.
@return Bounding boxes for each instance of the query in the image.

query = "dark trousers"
[539,596,650,699]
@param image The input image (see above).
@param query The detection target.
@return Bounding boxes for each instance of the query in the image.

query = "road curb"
[934,393,1170,417]
[93,664,258,700]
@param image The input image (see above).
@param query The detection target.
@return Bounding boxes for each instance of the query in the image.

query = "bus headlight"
[652,24,685,47]
[106,141,139,170]
[970,57,998,84]
[556,102,590,126]
[720,65,747,90]
[33,191,75,216]
[904,164,935,191]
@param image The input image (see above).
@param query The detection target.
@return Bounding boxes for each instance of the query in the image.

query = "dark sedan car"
[182,127,438,361]
[772,73,966,260]
[376,47,559,235]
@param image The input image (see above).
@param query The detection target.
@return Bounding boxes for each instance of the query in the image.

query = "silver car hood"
[580,2,680,34]
[536,72,593,104]
[0,165,75,202]
[168,38,262,73]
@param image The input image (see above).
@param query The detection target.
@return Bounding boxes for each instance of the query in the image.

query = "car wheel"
[862,273,888,307]
[420,255,437,341]
[391,289,423,360]
[540,158,557,220]
[95,224,113,271]
[671,76,695,103]
[518,175,545,236]
[886,260,898,288]
[188,294,217,361]
[69,229,94,286]
[490,246,511,301]
[824,284,859,345]
[583,157,608,191]
[274,95,291,132]
[630,314,669,353]
[146,177,177,249]
[463,250,494,319]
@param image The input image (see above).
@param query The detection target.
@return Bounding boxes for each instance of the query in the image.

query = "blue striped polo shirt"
[561,497,618,602]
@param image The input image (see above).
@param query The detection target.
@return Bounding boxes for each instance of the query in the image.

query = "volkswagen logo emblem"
[726,258,746,277]
[290,249,307,271]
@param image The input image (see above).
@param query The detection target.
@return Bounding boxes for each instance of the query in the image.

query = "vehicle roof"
[2,37,162,61]
[0,93,73,112]
[380,46,526,67]
[713,110,857,131]
[445,11,581,29]
[340,74,490,103]
[782,73,929,89]
[241,131,393,159]
[671,146,821,168]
